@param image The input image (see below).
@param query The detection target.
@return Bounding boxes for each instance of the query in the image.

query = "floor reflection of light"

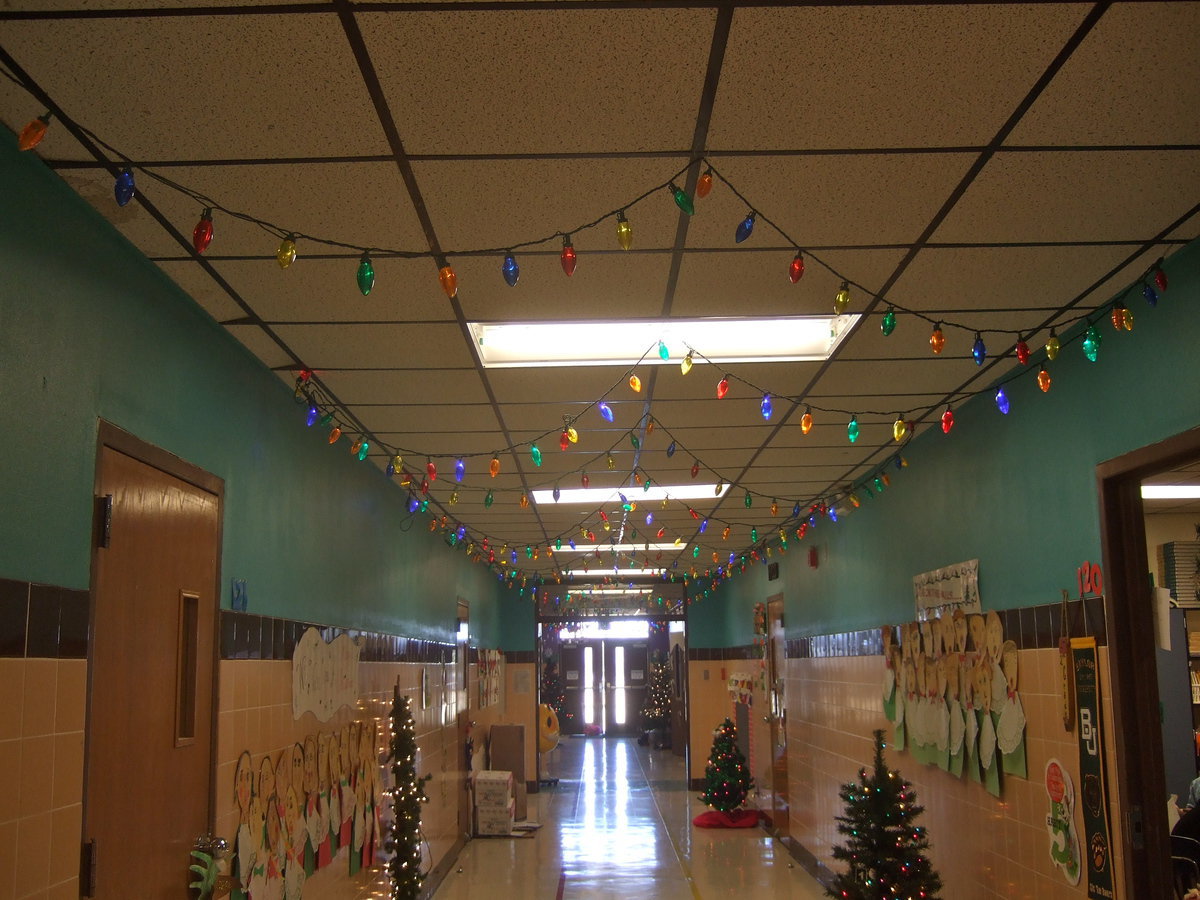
[559,739,660,878]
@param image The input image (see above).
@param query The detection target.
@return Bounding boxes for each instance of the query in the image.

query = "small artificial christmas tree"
[828,729,943,900]
[640,652,671,733]
[541,659,568,724]
[699,718,754,811]
[385,689,432,900]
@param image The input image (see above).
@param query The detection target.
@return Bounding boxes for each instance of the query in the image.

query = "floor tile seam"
[633,742,704,900]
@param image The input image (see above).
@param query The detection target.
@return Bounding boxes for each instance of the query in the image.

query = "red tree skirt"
[692,808,762,828]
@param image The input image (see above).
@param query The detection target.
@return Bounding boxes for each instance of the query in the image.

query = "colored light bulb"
[306,402,320,427]
[595,401,615,424]
[328,425,341,444]
[971,332,987,365]
[567,426,579,444]
[1015,338,1030,365]
[1038,367,1052,393]
[849,494,860,508]
[680,351,694,376]
[666,441,676,457]
[581,471,589,488]
[629,374,642,392]
[1110,303,1126,331]
[734,211,756,243]
[552,485,561,502]
[608,455,616,470]
[789,252,805,284]
[560,431,570,452]
[751,527,758,542]
[114,168,136,207]
[770,499,778,515]
[391,454,403,473]
[699,518,708,533]
[760,393,773,421]
[716,376,729,399]
[1122,307,1134,331]
[995,387,1010,415]
[691,460,700,479]
[561,235,577,276]
[17,112,51,151]
[449,491,458,505]
[425,460,437,481]
[792,501,801,517]
[1045,329,1060,360]
[941,407,954,434]
[658,340,669,361]
[800,407,813,435]
[408,494,420,513]
[615,211,633,251]
[530,444,542,466]
[743,491,752,509]
[930,322,945,355]
[892,416,906,442]
[630,432,640,449]
[438,264,457,298]
[357,440,370,461]
[696,168,713,199]
[847,416,860,443]
[520,493,529,508]
[502,252,519,287]
[715,479,724,496]
[1083,324,1101,362]
[669,183,694,216]
[357,252,375,296]
[834,282,851,315]
[721,526,730,541]
[1154,263,1168,293]
[881,307,896,336]
[277,234,297,268]
[193,208,214,254]
[489,455,500,477]
[455,457,465,482]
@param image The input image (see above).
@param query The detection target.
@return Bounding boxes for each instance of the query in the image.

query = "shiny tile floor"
[433,736,828,899]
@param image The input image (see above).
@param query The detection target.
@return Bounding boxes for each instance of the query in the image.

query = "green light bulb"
[847,416,860,443]
[881,307,896,336]
[531,444,542,466]
[751,527,757,542]
[631,433,640,449]
[669,182,694,216]
[485,490,494,508]
[744,491,752,508]
[1082,324,1102,362]
[357,252,375,295]
[658,340,669,361]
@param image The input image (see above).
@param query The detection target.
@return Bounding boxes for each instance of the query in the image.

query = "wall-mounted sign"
[913,559,981,620]
[1071,636,1113,900]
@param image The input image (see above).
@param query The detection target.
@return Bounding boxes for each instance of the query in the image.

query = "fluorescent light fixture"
[554,543,675,554]
[467,315,859,368]
[556,588,652,597]
[532,483,728,504]
[561,566,667,574]
[1141,484,1200,499]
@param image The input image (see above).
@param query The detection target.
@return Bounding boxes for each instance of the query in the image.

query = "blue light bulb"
[667,441,676,457]
[598,402,614,423]
[761,393,773,421]
[407,494,419,513]
[502,253,519,287]
[699,519,708,533]
[455,457,465,482]
[995,387,1010,415]
[306,403,319,427]
[972,333,987,365]
[114,168,136,207]
[735,211,756,243]
[1143,283,1158,306]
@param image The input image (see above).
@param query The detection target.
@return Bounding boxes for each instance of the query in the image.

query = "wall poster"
[913,559,982,621]
[292,628,361,722]
[1071,636,1114,900]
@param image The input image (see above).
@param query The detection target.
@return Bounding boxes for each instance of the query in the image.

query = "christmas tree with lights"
[700,718,754,812]
[542,658,568,723]
[385,689,431,900]
[828,729,943,900]
[640,652,672,732]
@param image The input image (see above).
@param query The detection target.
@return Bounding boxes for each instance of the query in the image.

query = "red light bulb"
[560,431,570,451]
[716,376,729,399]
[941,407,954,434]
[426,460,437,481]
[1015,338,1030,365]
[192,208,214,254]
[788,252,805,283]
[691,460,700,479]
[17,112,51,151]
[561,235,577,277]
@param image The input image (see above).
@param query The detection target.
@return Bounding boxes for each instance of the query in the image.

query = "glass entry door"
[559,639,648,736]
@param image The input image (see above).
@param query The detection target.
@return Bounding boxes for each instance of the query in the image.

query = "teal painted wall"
[0,136,525,646]
[689,239,1200,645]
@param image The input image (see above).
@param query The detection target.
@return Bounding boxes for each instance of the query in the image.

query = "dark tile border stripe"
[503,650,538,664]
[0,576,89,659]
[219,609,455,664]
[687,645,758,661]
[785,597,1107,659]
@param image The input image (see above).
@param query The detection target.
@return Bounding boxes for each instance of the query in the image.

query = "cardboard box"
[488,724,527,820]
[472,770,512,807]
[475,798,515,836]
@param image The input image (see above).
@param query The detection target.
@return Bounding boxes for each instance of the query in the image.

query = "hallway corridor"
[433,737,827,899]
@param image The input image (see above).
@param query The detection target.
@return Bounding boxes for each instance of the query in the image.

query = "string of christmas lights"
[5,82,1175,596]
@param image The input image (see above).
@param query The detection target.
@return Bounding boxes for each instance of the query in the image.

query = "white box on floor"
[475,798,515,836]
[472,770,513,807]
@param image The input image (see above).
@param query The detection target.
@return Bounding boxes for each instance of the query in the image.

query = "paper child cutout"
[1045,758,1082,885]
[968,614,986,655]
[952,609,968,654]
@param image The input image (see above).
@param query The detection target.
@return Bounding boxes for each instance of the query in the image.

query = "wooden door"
[604,641,647,737]
[87,437,221,898]
[766,598,789,837]
[560,643,605,735]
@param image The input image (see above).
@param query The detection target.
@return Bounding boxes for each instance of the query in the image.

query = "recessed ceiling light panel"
[467,315,859,368]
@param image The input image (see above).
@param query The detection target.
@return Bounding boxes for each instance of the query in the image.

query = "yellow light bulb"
[892,416,906,442]
[277,234,297,268]
[680,351,694,375]
[834,281,851,314]
[616,212,633,251]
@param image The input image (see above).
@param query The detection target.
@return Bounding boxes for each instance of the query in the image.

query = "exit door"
[559,640,648,736]
[87,430,221,897]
